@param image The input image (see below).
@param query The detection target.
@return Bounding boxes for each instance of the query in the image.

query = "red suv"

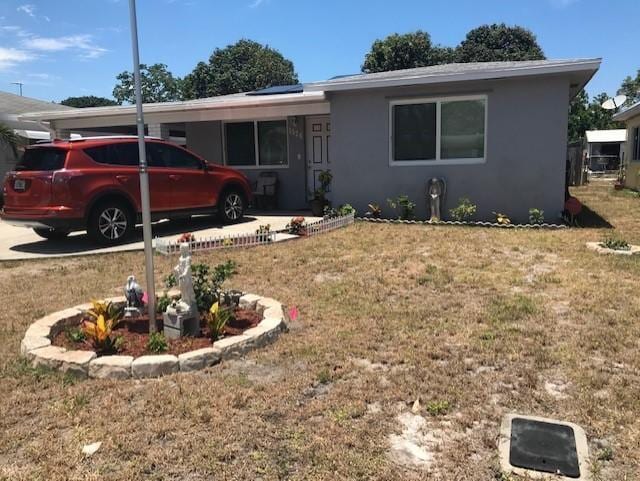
[1,137,252,245]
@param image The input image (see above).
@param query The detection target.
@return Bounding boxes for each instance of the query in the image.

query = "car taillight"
[52,170,72,204]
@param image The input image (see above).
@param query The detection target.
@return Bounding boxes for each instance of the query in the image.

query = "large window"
[225,119,288,167]
[390,95,487,165]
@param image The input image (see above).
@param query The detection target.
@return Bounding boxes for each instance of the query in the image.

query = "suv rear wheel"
[33,228,70,240]
[218,189,245,223]
[88,200,134,245]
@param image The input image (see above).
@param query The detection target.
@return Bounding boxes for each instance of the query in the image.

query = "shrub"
[287,216,306,235]
[324,204,356,219]
[147,332,168,353]
[387,195,415,220]
[156,293,173,314]
[493,212,511,225]
[205,301,232,341]
[164,261,237,313]
[366,203,382,218]
[449,197,477,221]
[81,300,124,354]
[66,327,86,344]
[529,208,544,224]
[600,237,630,251]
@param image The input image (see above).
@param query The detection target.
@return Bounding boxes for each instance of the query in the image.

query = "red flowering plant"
[286,217,306,236]
[177,232,196,244]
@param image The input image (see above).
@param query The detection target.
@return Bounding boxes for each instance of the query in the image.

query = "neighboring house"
[613,102,640,190]
[0,90,74,180]
[20,59,600,222]
[584,129,627,173]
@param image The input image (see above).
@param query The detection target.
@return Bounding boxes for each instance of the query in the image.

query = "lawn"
[1,182,639,480]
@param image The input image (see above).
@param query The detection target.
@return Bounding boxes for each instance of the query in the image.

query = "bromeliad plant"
[205,301,233,342]
[493,212,511,225]
[81,300,124,354]
[528,208,545,224]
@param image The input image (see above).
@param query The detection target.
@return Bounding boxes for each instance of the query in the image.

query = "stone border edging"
[356,217,567,229]
[586,241,640,256]
[20,293,287,380]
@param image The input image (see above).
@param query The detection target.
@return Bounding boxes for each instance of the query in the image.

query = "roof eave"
[613,102,640,122]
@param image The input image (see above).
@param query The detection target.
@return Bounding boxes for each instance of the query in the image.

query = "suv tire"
[218,189,245,223]
[88,199,134,245]
[33,228,70,240]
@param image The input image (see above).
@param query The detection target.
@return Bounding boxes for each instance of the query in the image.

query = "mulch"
[52,307,262,357]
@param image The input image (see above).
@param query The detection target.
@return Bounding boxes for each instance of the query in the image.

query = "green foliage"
[147,332,168,353]
[113,63,182,104]
[618,69,640,107]
[65,327,86,343]
[528,208,545,224]
[417,264,453,287]
[324,204,356,218]
[314,170,333,200]
[0,122,18,157]
[568,90,623,141]
[362,30,454,73]
[156,293,173,314]
[387,195,416,220]
[164,261,237,313]
[449,197,477,221]
[600,236,630,251]
[316,368,332,384]
[205,302,232,342]
[182,39,298,99]
[60,95,118,108]
[425,400,450,416]
[81,300,125,354]
[488,295,536,324]
[456,23,545,62]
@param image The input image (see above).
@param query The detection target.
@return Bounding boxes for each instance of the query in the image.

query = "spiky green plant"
[0,123,18,156]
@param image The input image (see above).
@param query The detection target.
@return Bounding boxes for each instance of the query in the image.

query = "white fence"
[305,212,355,236]
[156,231,277,255]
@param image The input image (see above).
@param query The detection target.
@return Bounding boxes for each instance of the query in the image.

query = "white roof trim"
[613,101,640,122]
[19,91,327,122]
[305,59,602,92]
[585,129,627,143]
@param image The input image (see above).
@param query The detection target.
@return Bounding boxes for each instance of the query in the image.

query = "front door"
[306,115,331,200]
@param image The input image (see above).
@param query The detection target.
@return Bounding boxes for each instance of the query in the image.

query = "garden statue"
[426,177,446,222]
[124,275,144,318]
[163,243,199,339]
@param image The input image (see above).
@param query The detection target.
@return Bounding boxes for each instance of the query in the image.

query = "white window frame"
[389,94,488,166]
[222,118,290,170]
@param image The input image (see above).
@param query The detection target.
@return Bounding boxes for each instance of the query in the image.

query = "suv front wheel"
[88,200,134,245]
[218,189,245,223]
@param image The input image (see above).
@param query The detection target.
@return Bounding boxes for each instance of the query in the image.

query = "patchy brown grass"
[1,182,639,480]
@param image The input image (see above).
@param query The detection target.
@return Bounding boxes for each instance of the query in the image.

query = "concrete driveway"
[0,212,318,261]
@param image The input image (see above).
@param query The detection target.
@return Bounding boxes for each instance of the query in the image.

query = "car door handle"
[168,174,182,181]
[115,175,130,183]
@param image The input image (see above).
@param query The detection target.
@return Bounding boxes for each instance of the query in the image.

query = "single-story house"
[584,129,627,173]
[613,101,640,190]
[21,58,601,222]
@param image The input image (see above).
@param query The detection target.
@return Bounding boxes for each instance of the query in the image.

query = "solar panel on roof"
[246,85,303,96]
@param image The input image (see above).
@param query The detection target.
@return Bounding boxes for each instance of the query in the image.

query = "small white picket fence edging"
[156,230,277,255]
[304,212,355,236]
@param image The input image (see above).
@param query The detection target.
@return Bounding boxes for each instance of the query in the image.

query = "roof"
[613,101,640,122]
[0,90,72,115]
[305,58,601,94]
[585,129,627,143]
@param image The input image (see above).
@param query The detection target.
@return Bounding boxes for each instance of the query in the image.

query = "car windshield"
[15,148,67,171]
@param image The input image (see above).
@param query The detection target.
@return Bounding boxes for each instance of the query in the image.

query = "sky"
[0,0,637,103]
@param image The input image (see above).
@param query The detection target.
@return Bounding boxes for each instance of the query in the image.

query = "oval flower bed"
[20,293,287,380]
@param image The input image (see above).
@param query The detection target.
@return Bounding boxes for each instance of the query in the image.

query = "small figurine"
[173,243,197,313]
[124,275,144,318]
[426,177,446,222]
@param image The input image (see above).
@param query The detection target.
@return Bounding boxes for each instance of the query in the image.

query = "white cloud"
[22,34,108,58]
[0,46,34,70]
[249,0,267,7]
[17,4,36,17]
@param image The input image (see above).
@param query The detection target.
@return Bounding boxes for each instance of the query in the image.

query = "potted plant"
[310,170,333,216]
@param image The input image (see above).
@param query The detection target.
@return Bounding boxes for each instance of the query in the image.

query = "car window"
[15,148,67,171]
[84,143,140,166]
[147,143,202,169]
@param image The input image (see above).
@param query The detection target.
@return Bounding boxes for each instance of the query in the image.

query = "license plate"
[14,179,26,191]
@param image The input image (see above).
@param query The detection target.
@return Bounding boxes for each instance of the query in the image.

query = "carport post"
[128,0,156,332]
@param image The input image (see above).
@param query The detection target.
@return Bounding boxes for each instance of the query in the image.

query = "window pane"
[16,148,66,171]
[258,120,287,166]
[225,122,256,166]
[441,99,485,159]
[393,103,436,161]
[147,143,202,169]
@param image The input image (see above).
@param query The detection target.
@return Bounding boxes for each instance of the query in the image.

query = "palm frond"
[0,123,18,156]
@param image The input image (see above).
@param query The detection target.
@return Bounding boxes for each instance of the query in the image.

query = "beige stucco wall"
[623,116,640,190]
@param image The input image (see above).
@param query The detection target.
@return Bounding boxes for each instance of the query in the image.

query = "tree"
[618,69,640,106]
[60,96,119,108]
[455,23,545,63]
[182,40,298,99]
[567,90,623,141]
[362,31,455,73]
[588,92,623,131]
[0,123,18,157]
[112,63,182,104]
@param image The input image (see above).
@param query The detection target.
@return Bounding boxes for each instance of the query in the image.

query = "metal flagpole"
[128,0,156,332]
